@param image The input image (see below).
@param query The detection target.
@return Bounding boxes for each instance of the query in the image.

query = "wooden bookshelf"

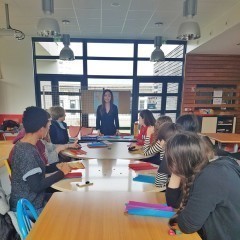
[182,54,240,133]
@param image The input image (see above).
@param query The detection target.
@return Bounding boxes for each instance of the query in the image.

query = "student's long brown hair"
[100,89,114,115]
[165,132,214,212]
[152,115,172,143]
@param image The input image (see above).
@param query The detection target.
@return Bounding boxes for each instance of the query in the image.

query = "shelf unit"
[199,115,236,134]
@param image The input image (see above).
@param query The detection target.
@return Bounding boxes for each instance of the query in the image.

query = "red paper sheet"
[128,163,158,170]
[64,172,82,179]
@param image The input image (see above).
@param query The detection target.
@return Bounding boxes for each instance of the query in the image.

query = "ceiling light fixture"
[0,4,25,40]
[177,0,200,40]
[59,34,75,61]
[150,36,165,62]
[37,0,60,37]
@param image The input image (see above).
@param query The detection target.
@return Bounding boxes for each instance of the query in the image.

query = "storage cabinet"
[198,116,236,133]
[216,116,235,133]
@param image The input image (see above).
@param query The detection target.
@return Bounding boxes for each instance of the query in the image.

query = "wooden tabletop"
[202,133,240,143]
[27,192,200,240]
[52,159,159,192]
[0,140,13,167]
[62,142,146,160]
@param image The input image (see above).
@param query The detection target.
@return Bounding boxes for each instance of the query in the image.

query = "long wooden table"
[53,142,154,192]
[27,192,201,240]
[202,133,240,152]
[62,142,146,160]
[52,159,159,192]
[0,140,13,167]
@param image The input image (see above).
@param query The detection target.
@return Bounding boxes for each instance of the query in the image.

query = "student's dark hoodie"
[175,157,240,240]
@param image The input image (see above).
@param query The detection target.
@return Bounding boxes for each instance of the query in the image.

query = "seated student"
[164,114,229,208]
[142,115,172,165]
[10,128,79,164]
[129,110,155,148]
[10,106,71,214]
[154,122,182,190]
[49,106,69,144]
[166,132,240,240]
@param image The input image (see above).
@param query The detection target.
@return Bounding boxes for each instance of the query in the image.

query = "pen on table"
[76,182,94,188]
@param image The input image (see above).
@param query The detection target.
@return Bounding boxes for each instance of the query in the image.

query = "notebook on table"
[87,142,108,148]
[68,161,85,169]
[64,171,82,179]
[129,162,158,171]
[63,149,87,157]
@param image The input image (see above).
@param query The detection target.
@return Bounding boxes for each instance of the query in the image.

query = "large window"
[33,39,186,131]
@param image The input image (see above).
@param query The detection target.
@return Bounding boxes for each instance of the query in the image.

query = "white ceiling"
[0,0,240,54]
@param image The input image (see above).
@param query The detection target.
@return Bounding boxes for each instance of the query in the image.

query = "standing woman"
[166,132,240,240]
[96,89,119,136]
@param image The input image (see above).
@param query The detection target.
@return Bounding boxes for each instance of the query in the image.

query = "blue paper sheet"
[127,208,175,218]
[133,174,155,184]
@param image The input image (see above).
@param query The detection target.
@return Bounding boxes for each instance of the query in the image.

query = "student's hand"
[129,143,136,148]
[57,162,71,175]
[147,126,155,136]
[157,139,165,148]
[55,145,67,153]
[134,145,142,150]
[116,130,120,136]
[68,140,81,149]
[169,215,181,231]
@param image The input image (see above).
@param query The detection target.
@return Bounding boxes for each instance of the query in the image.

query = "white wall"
[0,36,35,113]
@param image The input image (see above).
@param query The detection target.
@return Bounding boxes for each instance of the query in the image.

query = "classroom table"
[52,159,159,192]
[62,141,146,160]
[0,140,13,167]
[54,142,154,192]
[98,135,137,142]
[202,133,240,152]
[27,192,201,240]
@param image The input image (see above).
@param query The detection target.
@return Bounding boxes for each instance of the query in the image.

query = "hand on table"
[57,162,71,175]
[128,143,137,148]
[68,140,81,149]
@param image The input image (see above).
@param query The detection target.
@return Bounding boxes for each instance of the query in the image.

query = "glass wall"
[33,38,186,131]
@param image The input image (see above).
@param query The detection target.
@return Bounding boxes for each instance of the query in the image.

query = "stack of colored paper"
[87,142,108,148]
[129,162,158,170]
[64,171,82,179]
[63,149,87,157]
[133,174,155,184]
[125,201,175,218]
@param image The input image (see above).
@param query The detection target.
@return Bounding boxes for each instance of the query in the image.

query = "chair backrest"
[80,127,93,136]
[4,159,11,178]
[17,198,38,239]
[68,126,81,138]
